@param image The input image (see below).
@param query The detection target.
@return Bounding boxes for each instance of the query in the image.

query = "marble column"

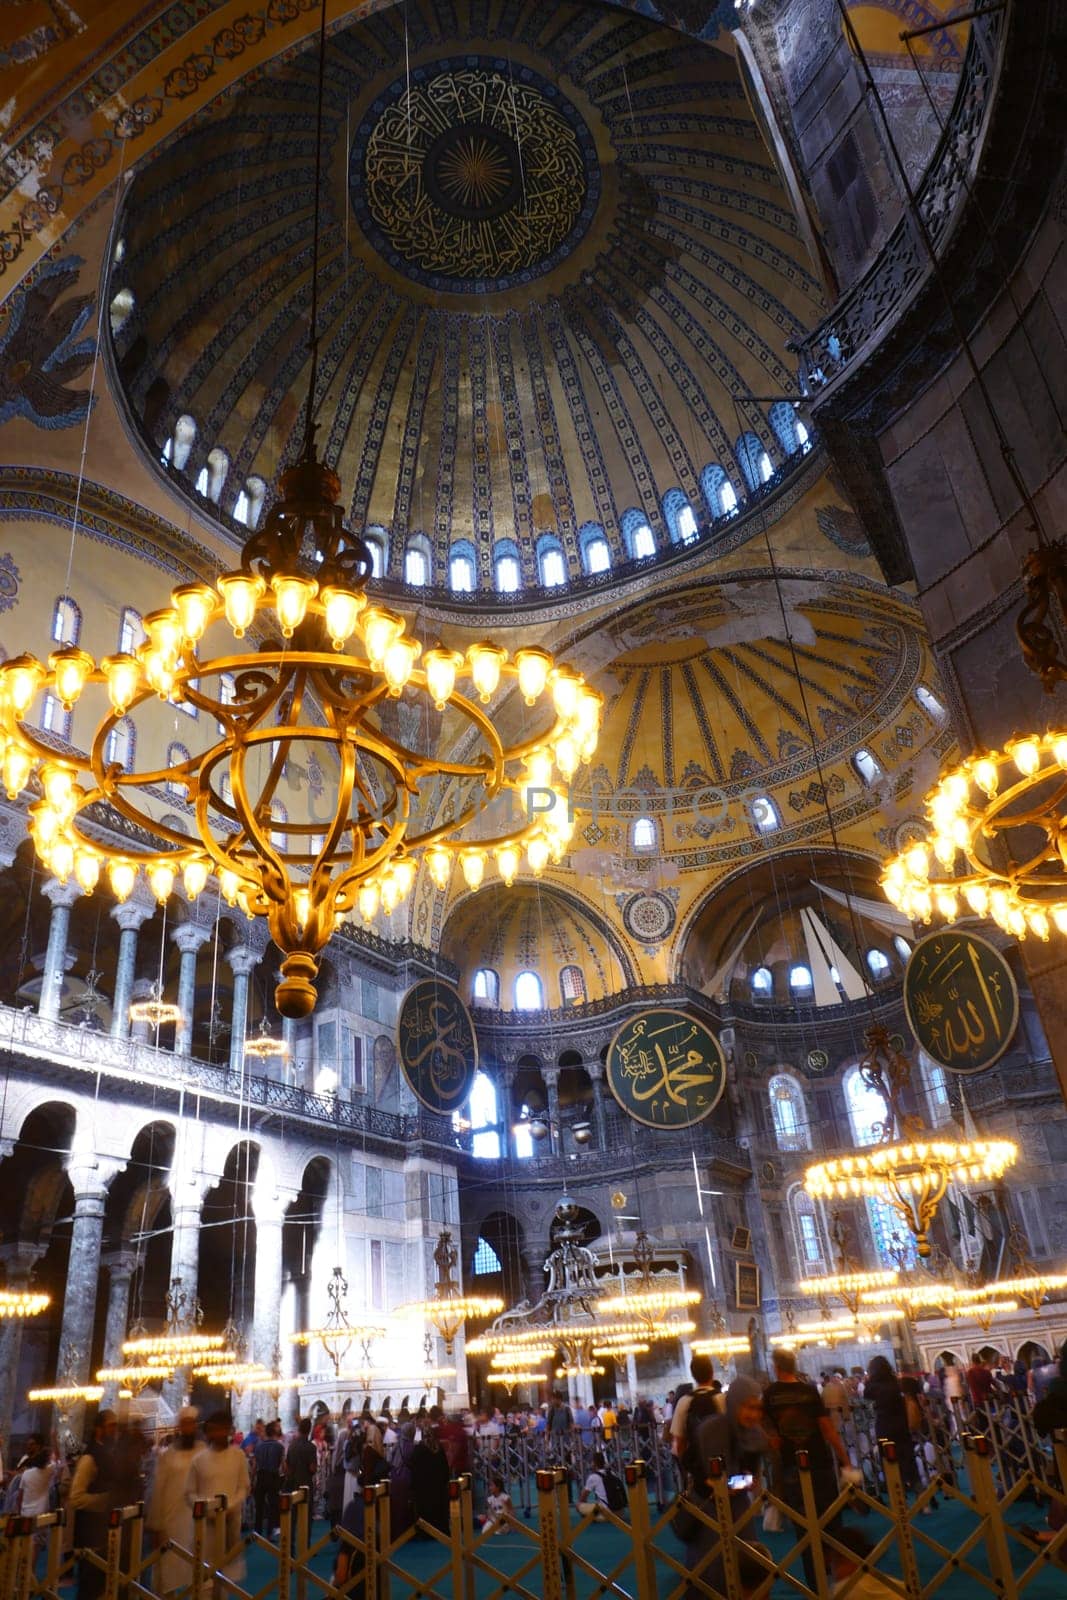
[226,946,260,1074]
[110,899,153,1040]
[99,1251,140,1406]
[281,1016,298,1080]
[172,922,210,1056]
[585,1060,608,1149]
[128,978,154,1044]
[163,1191,204,1411]
[38,877,81,1021]
[56,1174,110,1442]
[542,1067,562,1156]
[251,1208,283,1371]
[0,1243,46,1444]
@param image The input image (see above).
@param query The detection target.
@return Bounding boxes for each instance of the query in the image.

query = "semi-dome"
[111,0,824,599]
[441,882,634,1012]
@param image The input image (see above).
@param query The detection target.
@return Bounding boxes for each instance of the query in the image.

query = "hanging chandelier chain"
[301,0,330,464]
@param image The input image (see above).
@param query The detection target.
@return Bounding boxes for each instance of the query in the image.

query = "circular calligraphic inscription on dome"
[397,977,478,1114]
[351,58,599,293]
[904,930,1018,1074]
[622,890,676,944]
[606,1009,726,1130]
[805,1047,831,1076]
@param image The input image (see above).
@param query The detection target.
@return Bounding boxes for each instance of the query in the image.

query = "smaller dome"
[441,884,631,1013]
[682,854,908,1007]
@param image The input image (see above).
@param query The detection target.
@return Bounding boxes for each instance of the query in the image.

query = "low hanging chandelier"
[804,1027,1016,1257]
[398,1229,504,1356]
[0,1289,50,1318]
[0,0,601,1023]
[797,1211,901,1318]
[129,981,183,1029]
[243,1017,290,1062]
[290,1264,385,1378]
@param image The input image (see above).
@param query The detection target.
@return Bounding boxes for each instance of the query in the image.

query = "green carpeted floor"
[239,1490,1065,1599]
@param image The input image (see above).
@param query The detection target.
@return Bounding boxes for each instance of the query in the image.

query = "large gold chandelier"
[0,0,601,1022]
[0,488,597,1015]
[804,1027,1016,1256]
[881,737,1067,939]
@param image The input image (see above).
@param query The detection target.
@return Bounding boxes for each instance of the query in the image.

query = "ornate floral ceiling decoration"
[112,0,824,583]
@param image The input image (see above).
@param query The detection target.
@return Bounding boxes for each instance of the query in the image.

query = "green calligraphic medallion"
[904,930,1018,1074]
[606,1009,726,1129]
[397,979,478,1114]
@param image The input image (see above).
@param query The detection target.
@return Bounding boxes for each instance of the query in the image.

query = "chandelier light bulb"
[183,858,209,898]
[358,880,380,922]
[144,608,183,661]
[2,743,32,798]
[524,749,554,791]
[218,868,241,905]
[321,585,365,648]
[293,887,311,931]
[102,653,142,714]
[217,572,266,638]
[554,735,579,780]
[49,646,93,709]
[550,665,581,718]
[423,646,461,708]
[74,849,101,893]
[515,647,552,705]
[271,574,318,638]
[527,835,550,875]
[425,847,452,890]
[172,582,216,643]
[42,763,75,814]
[148,862,176,904]
[1008,737,1041,776]
[31,803,60,848]
[361,607,403,668]
[494,843,520,886]
[468,642,507,703]
[2,655,44,716]
[109,859,137,901]
[141,647,176,699]
[383,635,421,695]
[380,870,401,914]
[460,850,486,891]
[392,857,416,899]
[973,757,998,795]
[50,837,75,882]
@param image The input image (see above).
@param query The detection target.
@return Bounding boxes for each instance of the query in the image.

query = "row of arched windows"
[159,414,267,529]
[153,404,811,591]
[472,966,587,1010]
[749,936,913,1001]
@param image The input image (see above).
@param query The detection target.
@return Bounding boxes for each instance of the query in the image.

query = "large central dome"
[112,0,825,593]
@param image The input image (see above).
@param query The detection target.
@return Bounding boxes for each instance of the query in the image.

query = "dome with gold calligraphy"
[110,0,825,595]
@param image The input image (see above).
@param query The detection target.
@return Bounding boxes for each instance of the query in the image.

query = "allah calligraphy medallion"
[350,58,599,292]
[606,1009,727,1129]
[397,978,478,1114]
[904,930,1019,1074]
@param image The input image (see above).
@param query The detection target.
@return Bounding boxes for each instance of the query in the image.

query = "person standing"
[285,1418,318,1551]
[252,1421,285,1539]
[763,1347,852,1593]
[409,1418,450,1536]
[966,1353,994,1418]
[864,1357,922,1500]
[187,1411,251,1590]
[670,1355,724,1474]
[145,1406,203,1596]
[69,1409,121,1600]
[684,1377,770,1600]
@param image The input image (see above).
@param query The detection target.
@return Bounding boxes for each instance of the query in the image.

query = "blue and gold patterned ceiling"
[113,0,825,588]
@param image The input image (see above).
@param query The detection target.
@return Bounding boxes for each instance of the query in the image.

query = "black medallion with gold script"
[606,1009,726,1129]
[904,930,1018,1074]
[397,979,478,1114]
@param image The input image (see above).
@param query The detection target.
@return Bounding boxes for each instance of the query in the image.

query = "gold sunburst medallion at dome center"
[355,62,594,288]
[436,134,512,209]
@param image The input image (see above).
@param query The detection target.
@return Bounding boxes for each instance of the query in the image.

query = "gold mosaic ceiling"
[113,0,825,580]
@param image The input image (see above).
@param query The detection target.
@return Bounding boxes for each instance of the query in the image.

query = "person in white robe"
[146,1406,204,1596]
[187,1411,250,1590]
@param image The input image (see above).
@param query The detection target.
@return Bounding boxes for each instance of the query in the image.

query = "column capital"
[542,1065,561,1087]
[41,876,82,910]
[111,896,154,933]
[585,1059,605,1083]
[101,1248,141,1282]
[226,943,261,978]
[172,920,212,955]
[65,1156,122,1201]
[0,1241,47,1280]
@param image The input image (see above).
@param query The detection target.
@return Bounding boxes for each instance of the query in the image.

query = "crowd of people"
[1,1341,1064,1597]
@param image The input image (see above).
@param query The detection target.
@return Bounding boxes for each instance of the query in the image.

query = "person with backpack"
[682,1376,770,1599]
[670,1355,725,1478]
[577,1451,626,1517]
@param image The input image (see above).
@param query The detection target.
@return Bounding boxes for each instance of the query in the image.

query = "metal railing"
[795,7,1008,393]
[0,1002,456,1152]
[5,1417,1066,1600]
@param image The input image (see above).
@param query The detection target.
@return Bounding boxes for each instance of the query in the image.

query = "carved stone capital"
[226,943,263,978]
[172,921,212,955]
[41,876,82,910]
[111,896,155,933]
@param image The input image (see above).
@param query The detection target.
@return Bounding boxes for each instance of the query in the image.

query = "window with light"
[515,971,543,1011]
[468,1070,501,1159]
[770,1074,809,1151]
[472,968,499,1007]
[632,816,656,852]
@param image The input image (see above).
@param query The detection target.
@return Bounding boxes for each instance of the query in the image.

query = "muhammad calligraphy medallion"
[606,1009,726,1129]
[350,58,599,292]
[904,930,1019,1074]
[397,978,478,1114]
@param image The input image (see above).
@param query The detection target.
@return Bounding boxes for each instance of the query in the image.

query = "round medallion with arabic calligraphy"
[606,1008,727,1130]
[397,978,478,1114]
[350,58,600,293]
[903,930,1018,1074]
